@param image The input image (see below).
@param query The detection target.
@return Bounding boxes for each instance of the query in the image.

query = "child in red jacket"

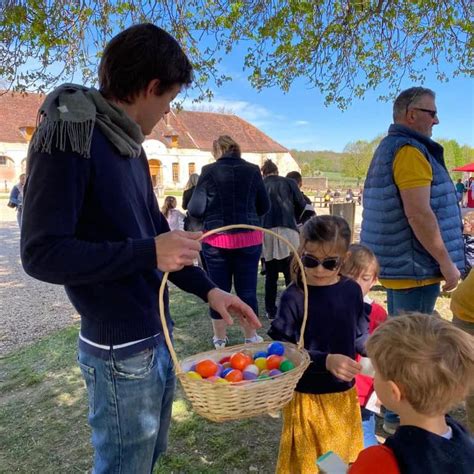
[342,244,387,447]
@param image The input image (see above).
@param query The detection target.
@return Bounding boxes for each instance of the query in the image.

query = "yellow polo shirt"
[450,271,474,322]
[380,145,443,290]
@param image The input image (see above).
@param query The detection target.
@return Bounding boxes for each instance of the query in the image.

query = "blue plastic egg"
[253,351,268,359]
[267,342,285,356]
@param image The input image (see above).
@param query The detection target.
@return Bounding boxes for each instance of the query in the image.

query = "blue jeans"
[202,243,261,319]
[361,407,378,448]
[78,343,176,474]
[386,283,440,316]
[384,283,440,424]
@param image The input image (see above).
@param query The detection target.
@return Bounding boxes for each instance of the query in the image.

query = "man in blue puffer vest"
[361,86,465,434]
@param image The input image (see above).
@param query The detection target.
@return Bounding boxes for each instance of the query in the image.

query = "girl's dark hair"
[261,159,279,177]
[291,215,351,285]
[99,23,193,103]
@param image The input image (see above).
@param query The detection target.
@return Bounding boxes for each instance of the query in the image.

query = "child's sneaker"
[212,336,228,349]
[244,335,264,344]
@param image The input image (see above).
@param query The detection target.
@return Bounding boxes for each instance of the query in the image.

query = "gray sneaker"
[212,337,229,349]
[244,335,264,344]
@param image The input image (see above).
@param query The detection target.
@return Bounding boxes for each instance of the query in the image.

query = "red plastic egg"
[224,369,243,383]
[219,356,231,364]
[266,355,283,370]
[230,352,252,371]
[195,359,218,378]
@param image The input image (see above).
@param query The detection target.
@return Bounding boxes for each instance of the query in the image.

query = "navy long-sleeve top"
[268,277,367,394]
[21,127,216,345]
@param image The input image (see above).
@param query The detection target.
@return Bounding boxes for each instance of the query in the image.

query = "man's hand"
[440,260,461,291]
[154,230,201,272]
[207,288,262,329]
[326,354,361,382]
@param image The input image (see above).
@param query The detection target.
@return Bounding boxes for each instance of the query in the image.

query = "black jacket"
[384,417,474,474]
[188,152,270,231]
[262,175,307,230]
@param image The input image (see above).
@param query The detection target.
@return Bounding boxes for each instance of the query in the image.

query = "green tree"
[342,139,374,185]
[1,1,471,107]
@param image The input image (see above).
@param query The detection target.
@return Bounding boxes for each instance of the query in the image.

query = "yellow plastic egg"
[254,357,267,371]
[187,371,202,380]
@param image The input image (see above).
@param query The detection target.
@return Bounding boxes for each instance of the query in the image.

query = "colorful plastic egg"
[267,342,285,356]
[195,359,218,378]
[206,376,220,383]
[258,373,270,380]
[254,357,268,371]
[219,356,231,364]
[221,368,233,378]
[222,361,232,369]
[225,369,243,383]
[280,360,295,372]
[215,363,224,377]
[243,364,260,380]
[266,355,284,370]
[215,377,228,384]
[269,369,282,377]
[253,351,268,359]
[186,371,202,380]
[243,371,258,381]
[230,352,252,371]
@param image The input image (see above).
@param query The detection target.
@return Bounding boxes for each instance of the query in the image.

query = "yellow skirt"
[276,388,363,474]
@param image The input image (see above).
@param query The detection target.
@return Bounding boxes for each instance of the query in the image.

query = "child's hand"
[326,354,361,382]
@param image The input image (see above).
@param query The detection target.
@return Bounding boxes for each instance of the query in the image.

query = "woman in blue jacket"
[188,135,270,348]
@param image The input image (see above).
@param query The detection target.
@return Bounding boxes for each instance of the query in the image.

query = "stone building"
[0,91,299,191]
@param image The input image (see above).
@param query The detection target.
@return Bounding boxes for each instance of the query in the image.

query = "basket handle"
[159,224,309,375]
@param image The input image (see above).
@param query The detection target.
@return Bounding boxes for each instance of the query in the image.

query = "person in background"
[323,188,332,208]
[286,171,316,226]
[455,178,466,207]
[161,196,185,231]
[188,135,270,348]
[349,314,474,474]
[341,244,388,448]
[462,211,474,278]
[8,173,26,228]
[361,86,464,434]
[345,188,354,203]
[20,24,260,473]
[261,159,306,320]
[269,215,366,473]
[182,173,202,231]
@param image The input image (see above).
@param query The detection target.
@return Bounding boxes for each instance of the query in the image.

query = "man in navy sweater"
[21,24,260,473]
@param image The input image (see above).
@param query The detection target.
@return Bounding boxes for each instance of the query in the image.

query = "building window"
[172,163,179,183]
[0,156,7,166]
[188,162,195,176]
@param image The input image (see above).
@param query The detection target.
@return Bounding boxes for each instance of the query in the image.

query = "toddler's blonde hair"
[367,313,474,416]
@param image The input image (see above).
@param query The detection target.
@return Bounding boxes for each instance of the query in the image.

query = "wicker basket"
[159,224,311,422]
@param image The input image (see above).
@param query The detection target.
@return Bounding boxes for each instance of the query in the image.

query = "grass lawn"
[0,279,459,473]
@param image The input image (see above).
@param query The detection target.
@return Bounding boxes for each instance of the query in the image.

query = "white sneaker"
[244,335,264,344]
[212,337,228,349]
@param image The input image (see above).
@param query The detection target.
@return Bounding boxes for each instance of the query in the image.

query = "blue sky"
[183,50,474,153]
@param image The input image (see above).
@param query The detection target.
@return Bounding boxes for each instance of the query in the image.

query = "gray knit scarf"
[30,83,144,159]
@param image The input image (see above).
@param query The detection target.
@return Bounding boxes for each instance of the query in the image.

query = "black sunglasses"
[411,107,437,119]
[301,254,341,271]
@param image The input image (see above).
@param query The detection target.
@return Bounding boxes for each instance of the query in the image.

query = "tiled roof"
[0,91,288,152]
[149,110,289,153]
[0,91,45,142]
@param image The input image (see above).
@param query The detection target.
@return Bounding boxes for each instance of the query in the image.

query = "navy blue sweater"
[385,417,474,473]
[268,278,367,394]
[21,128,216,345]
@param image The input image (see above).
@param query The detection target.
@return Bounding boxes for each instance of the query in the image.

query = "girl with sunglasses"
[268,215,367,473]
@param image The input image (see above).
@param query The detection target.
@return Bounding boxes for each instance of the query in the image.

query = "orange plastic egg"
[230,352,252,371]
[195,359,218,378]
[224,369,243,383]
[266,355,283,370]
